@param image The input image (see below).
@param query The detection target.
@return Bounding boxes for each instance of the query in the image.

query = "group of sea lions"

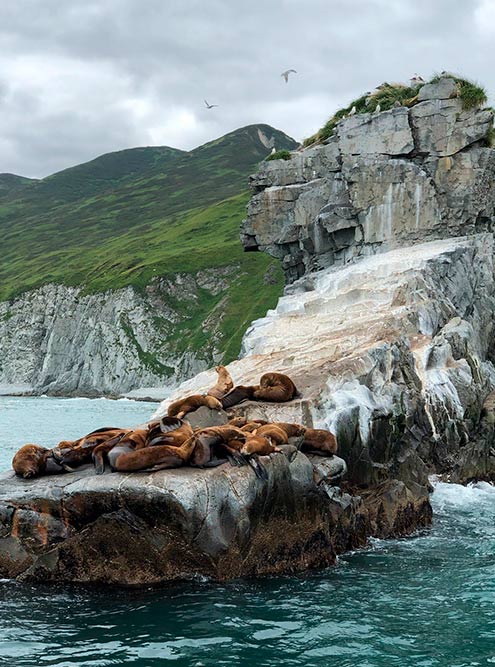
[12,367,337,480]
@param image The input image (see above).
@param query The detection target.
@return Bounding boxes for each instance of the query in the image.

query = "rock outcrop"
[242,78,495,283]
[0,450,366,584]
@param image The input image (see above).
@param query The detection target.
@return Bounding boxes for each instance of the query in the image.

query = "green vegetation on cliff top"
[0,123,297,364]
[304,73,489,146]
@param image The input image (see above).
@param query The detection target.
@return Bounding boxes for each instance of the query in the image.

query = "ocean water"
[1,398,495,666]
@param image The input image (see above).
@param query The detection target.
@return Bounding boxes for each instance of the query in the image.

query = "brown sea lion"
[221,372,299,408]
[167,394,223,419]
[254,373,299,402]
[301,428,338,456]
[252,424,289,445]
[147,419,194,448]
[273,422,307,438]
[240,435,281,457]
[207,365,234,400]
[239,420,268,433]
[228,416,268,428]
[12,444,70,479]
[108,434,198,473]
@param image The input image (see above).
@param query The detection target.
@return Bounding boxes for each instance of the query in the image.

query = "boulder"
[0,451,356,585]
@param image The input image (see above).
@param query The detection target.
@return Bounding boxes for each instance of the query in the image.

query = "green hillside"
[0,173,37,193]
[0,123,297,365]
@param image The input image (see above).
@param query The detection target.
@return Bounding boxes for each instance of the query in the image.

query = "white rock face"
[156,234,495,484]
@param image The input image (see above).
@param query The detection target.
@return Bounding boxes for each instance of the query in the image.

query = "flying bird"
[281,69,297,83]
[204,99,219,109]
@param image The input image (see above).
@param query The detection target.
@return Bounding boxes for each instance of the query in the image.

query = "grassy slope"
[0,124,297,366]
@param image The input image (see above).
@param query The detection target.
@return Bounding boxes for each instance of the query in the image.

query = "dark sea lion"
[301,428,338,456]
[12,444,69,479]
[167,394,223,419]
[147,419,194,448]
[207,365,234,400]
[190,425,248,467]
[53,427,131,468]
[221,385,257,408]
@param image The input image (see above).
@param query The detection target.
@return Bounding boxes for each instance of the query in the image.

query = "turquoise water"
[1,398,495,666]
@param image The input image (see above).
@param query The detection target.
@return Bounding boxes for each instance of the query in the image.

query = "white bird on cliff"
[270,147,276,154]
[281,69,297,83]
[410,74,425,87]
[375,103,381,113]
[349,105,356,115]
[204,99,219,109]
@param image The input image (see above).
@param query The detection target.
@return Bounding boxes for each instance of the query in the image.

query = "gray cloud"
[0,0,493,177]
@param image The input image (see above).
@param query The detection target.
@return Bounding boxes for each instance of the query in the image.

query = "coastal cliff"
[1,77,495,585]
[242,77,495,282]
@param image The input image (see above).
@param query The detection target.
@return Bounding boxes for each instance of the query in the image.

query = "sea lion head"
[241,435,279,456]
[12,444,50,479]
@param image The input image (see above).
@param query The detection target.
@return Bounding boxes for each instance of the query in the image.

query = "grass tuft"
[266,150,292,161]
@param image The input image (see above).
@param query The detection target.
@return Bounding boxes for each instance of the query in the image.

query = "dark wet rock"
[0,448,353,585]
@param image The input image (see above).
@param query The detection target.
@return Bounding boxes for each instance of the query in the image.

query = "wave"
[431,479,495,513]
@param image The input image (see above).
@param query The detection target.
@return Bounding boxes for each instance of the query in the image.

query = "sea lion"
[12,444,70,479]
[91,428,150,474]
[272,422,307,439]
[190,425,248,467]
[228,416,268,428]
[221,385,257,408]
[108,434,198,473]
[240,420,268,433]
[221,372,298,408]
[167,394,223,419]
[254,373,299,402]
[240,435,281,457]
[207,365,234,400]
[301,428,338,456]
[252,424,289,445]
[52,427,131,468]
[147,419,194,448]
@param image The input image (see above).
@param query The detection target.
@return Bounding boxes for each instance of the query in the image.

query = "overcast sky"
[1,0,494,178]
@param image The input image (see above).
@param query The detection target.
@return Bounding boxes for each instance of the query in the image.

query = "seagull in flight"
[204,99,219,109]
[281,69,297,83]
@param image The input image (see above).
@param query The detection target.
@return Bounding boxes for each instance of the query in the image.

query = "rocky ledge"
[0,448,389,585]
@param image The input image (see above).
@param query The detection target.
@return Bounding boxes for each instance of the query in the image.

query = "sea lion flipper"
[248,456,268,480]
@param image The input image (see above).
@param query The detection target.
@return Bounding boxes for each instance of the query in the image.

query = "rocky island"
[1,76,494,585]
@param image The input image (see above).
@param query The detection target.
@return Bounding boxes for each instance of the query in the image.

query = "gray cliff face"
[242,78,495,283]
[0,267,238,397]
